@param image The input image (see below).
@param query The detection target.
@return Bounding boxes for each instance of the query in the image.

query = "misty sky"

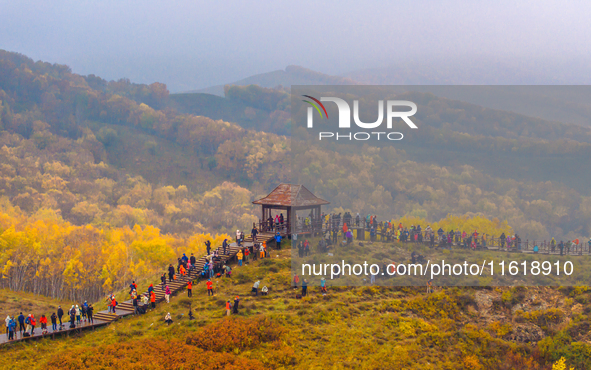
[1,0,590,92]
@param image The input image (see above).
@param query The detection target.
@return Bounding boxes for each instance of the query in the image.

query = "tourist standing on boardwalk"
[187,280,193,297]
[29,314,36,335]
[129,280,137,295]
[165,285,171,303]
[82,301,88,322]
[190,253,196,271]
[209,261,215,279]
[7,317,15,341]
[150,291,156,309]
[75,305,81,325]
[133,293,139,314]
[251,224,258,242]
[50,312,57,331]
[56,307,63,329]
[4,315,10,336]
[24,314,31,334]
[252,244,258,261]
[17,312,25,336]
[40,315,47,332]
[87,305,94,324]
[168,264,175,282]
[69,309,75,328]
[205,240,211,255]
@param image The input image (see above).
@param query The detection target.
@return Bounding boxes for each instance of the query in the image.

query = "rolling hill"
[186,65,358,96]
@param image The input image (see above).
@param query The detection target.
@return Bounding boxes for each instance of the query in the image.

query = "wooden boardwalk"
[0,241,247,346]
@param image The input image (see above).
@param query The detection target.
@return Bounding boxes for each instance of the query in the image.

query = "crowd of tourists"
[5,234,282,342]
[4,302,95,341]
[293,212,591,256]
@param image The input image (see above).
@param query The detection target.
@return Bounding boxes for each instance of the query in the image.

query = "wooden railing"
[258,217,590,256]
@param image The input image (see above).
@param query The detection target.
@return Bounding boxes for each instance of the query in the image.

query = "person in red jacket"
[293,274,300,289]
[206,279,213,296]
[111,296,117,313]
[29,314,36,335]
[226,300,231,316]
[150,291,156,309]
[39,315,47,334]
[187,281,193,297]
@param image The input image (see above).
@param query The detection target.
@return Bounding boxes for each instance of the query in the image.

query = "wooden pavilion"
[252,184,329,235]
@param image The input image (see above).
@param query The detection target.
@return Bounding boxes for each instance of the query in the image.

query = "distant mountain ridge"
[185,65,358,96]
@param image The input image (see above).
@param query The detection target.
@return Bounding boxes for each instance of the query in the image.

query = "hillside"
[1,243,589,369]
[3,48,591,306]
[186,65,358,96]
[2,48,591,250]
[169,85,291,135]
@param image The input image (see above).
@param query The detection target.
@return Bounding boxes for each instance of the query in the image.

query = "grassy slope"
[2,241,589,369]
[0,290,72,321]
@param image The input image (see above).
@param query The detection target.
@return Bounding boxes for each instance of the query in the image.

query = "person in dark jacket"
[87,305,94,324]
[559,241,564,256]
[302,279,308,297]
[168,264,175,282]
[50,312,57,331]
[251,226,258,242]
[222,239,228,255]
[17,313,25,336]
[205,240,211,255]
[57,306,64,329]
[233,296,240,314]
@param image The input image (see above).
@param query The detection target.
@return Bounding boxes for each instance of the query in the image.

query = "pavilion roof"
[252,184,330,207]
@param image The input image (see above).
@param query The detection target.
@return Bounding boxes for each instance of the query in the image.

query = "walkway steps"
[0,241,247,346]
